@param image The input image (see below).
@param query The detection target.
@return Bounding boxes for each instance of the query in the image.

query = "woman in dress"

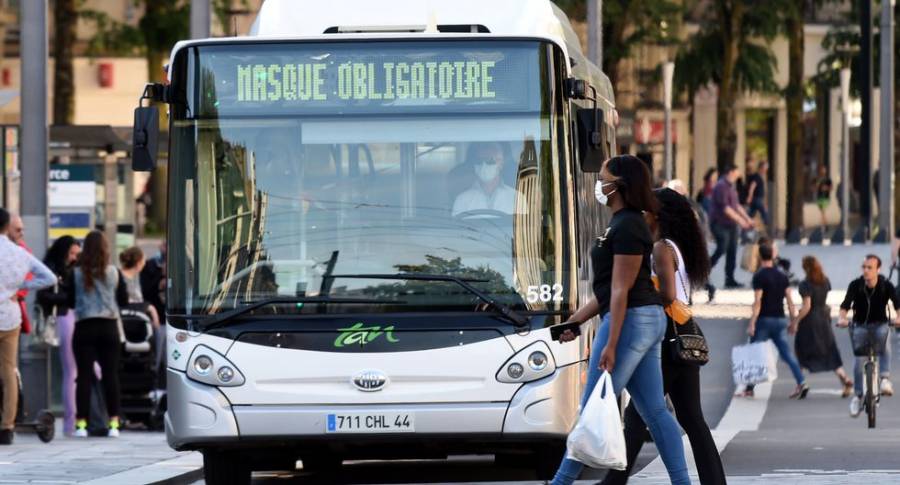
[551,155,690,485]
[600,188,725,485]
[792,255,853,397]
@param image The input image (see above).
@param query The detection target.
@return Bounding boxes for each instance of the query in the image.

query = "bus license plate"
[326,413,415,433]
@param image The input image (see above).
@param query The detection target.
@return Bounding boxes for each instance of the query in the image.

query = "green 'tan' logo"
[334,322,400,348]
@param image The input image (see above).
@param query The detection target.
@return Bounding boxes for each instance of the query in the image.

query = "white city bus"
[131,1,618,483]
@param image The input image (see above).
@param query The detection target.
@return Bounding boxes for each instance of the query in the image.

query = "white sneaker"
[107,428,119,438]
[73,428,88,438]
[881,378,893,396]
[850,396,862,417]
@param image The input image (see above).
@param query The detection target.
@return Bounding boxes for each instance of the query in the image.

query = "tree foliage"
[554,0,682,87]
[674,0,780,170]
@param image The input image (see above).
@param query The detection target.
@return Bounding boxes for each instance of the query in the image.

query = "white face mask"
[476,162,501,183]
[595,181,617,206]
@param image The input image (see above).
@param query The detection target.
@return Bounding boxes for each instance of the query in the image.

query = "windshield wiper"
[199,296,404,330]
[323,273,530,327]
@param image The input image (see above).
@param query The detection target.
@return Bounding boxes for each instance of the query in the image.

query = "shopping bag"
[731,341,778,386]
[566,372,627,470]
[739,242,759,272]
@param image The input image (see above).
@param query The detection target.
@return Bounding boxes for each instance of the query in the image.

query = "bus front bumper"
[165,364,580,452]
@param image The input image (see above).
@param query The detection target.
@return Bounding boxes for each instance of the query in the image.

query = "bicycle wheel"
[866,360,877,428]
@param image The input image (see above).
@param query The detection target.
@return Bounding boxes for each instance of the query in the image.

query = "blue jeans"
[747,317,805,390]
[852,324,891,397]
[709,223,739,282]
[551,305,690,485]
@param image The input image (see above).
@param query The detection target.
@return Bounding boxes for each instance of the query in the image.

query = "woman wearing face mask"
[551,155,691,485]
[600,188,725,485]
[36,236,81,436]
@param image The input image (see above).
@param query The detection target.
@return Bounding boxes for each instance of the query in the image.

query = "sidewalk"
[0,420,201,484]
[709,241,896,292]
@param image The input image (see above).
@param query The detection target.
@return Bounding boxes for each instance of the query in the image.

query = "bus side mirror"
[132,105,159,172]
[576,108,610,172]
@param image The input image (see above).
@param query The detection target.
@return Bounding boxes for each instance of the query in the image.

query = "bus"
[131,0,618,482]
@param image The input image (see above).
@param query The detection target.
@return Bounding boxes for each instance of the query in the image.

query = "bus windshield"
[167,39,572,317]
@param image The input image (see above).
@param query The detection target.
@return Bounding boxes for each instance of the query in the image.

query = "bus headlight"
[507,363,525,379]
[528,351,548,371]
[193,355,213,375]
[187,345,245,387]
[496,341,556,383]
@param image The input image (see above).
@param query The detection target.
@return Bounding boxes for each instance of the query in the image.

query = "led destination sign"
[237,61,497,103]
[194,41,541,117]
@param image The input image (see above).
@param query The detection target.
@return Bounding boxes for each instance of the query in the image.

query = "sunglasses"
[862,265,877,270]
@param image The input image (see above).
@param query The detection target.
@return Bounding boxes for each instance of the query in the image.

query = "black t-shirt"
[840,276,900,324]
[817,177,833,199]
[752,267,790,318]
[748,173,765,200]
[591,208,661,316]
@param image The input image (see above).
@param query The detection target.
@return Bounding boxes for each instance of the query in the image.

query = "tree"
[784,1,808,233]
[52,0,78,125]
[554,0,681,89]
[674,0,780,172]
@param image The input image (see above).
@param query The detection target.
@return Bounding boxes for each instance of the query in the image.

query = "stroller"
[118,303,166,430]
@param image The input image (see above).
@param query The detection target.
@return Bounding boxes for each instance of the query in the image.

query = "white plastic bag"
[731,341,778,386]
[566,372,627,470]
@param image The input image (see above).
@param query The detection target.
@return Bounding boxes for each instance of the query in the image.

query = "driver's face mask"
[475,159,501,183]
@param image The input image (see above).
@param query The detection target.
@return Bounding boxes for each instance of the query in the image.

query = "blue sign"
[49,212,91,228]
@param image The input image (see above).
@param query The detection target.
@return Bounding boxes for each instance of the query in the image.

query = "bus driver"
[452,142,519,217]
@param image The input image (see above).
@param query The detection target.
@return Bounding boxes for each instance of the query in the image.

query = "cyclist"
[837,254,900,417]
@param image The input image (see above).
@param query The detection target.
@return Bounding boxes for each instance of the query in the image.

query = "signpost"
[48,164,96,240]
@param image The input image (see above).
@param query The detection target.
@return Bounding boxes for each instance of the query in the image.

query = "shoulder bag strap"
[664,240,692,306]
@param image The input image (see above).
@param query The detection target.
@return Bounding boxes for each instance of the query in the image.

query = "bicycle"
[839,322,889,429]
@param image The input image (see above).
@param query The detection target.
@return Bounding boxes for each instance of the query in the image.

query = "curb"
[80,452,203,485]
[147,467,204,485]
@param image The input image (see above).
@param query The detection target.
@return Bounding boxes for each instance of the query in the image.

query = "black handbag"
[668,317,710,366]
[664,242,710,366]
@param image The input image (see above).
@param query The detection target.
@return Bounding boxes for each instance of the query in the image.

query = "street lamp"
[663,61,674,181]
[839,67,851,245]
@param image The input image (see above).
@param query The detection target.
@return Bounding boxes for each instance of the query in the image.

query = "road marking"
[634,379,773,477]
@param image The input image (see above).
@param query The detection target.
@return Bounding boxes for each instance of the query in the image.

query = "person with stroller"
[837,255,900,417]
[0,209,55,445]
[36,236,81,436]
[119,247,161,329]
[64,231,129,438]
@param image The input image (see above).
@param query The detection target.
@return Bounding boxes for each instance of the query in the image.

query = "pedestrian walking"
[551,155,690,485]
[740,242,808,399]
[792,256,853,398]
[709,165,753,289]
[837,255,900,418]
[600,188,725,485]
[695,168,717,216]
[64,231,128,438]
[36,236,81,435]
[0,209,55,445]
[745,161,770,232]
